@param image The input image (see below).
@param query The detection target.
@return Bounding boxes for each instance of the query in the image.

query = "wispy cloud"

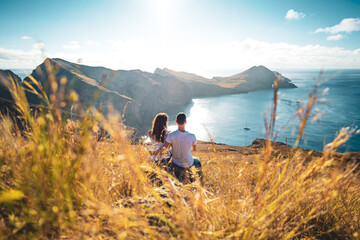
[285,9,305,20]
[315,18,360,34]
[0,44,48,69]
[1,38,360,75]
[327,34,345,41]
[62,41,80,49]
[33,42,45,50]
[87,40,100,46]
[21,36,31,40]
[99,38,360,76]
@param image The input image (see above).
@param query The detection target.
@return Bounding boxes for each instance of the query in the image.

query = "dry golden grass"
[0,66,359,239]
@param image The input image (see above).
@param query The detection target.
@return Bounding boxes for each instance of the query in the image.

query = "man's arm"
[192,135,197,151]
[192,144,196,151]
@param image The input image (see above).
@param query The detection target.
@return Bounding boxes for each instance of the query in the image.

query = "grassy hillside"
[0,70,359,239]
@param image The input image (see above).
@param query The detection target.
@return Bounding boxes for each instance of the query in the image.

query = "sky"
[0,0,360,77]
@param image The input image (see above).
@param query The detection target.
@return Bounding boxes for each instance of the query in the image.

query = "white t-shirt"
[165,130,197,168]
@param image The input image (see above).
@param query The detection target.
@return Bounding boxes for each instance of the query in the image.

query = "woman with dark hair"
[148,113,171,162]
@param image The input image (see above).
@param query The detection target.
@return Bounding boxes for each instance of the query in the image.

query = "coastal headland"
[1,58,296,137]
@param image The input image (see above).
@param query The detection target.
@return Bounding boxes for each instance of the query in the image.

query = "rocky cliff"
[0,70,22,101]
[22,58,193,134]
[0,70,23,116]
[1,59,296,136]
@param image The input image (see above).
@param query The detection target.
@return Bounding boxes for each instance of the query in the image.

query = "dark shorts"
[164,157,202,183]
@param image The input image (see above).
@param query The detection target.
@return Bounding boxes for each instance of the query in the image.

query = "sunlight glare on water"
[169,99,213,141]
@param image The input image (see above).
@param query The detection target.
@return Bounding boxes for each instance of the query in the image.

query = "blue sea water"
[169,69,360,152]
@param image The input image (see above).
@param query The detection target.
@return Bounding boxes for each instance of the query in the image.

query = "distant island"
[0,58,296,135]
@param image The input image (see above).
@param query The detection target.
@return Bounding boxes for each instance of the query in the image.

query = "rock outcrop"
[0,70,22,101]
[0,70,23,116]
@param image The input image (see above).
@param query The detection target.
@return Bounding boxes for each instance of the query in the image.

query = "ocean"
[169,69,360,152]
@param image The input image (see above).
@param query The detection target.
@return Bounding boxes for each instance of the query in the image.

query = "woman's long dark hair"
[152,113,168,143]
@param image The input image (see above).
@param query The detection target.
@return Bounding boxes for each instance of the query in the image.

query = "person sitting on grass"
[148,113,171,163]
[163,112,202,183]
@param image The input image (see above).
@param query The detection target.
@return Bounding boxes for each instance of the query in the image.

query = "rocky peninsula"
[1,58,296,135]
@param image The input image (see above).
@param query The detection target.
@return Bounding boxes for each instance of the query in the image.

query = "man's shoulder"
[168,130,179,136]
[186,131,196,138]
[183,131,197,142]
[168,130,196,138]
[166,130,178,141]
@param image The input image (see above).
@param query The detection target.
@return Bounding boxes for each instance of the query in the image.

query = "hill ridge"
[1,58,296,135]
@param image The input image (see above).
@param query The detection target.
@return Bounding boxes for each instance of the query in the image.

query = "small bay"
[169,69,360,152]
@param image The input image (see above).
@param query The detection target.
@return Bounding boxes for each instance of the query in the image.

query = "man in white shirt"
[164,112,202,182]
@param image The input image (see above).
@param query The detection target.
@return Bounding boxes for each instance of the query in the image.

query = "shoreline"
[195,139,360,158]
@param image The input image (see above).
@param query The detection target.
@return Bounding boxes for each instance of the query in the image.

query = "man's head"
[176,112,186,125]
